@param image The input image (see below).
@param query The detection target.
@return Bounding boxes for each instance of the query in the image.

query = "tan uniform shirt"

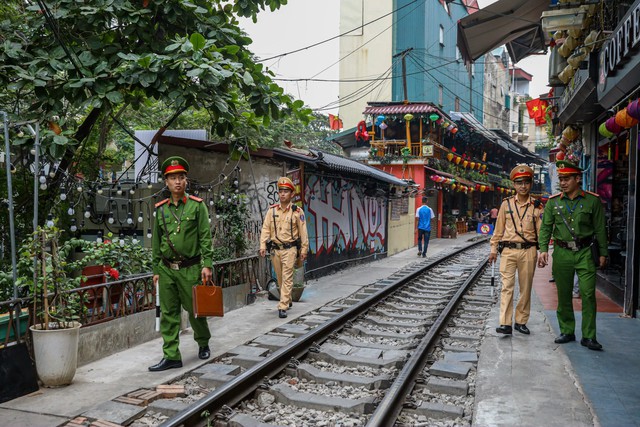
[260,203,309,256]
[490,196,543,254]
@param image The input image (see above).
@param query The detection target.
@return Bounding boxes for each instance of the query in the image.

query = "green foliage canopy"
[0,0,305,158]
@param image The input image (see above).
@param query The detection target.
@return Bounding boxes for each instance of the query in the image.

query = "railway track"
[120,239,496,427]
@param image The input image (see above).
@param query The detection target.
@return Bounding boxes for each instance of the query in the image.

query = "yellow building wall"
[386,197,416,256]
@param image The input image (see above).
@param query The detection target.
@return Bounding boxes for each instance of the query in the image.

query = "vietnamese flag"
[526,98,548,119]
[329,114,343,130]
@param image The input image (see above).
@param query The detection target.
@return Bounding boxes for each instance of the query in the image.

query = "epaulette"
[155,198,169,208]
[585,190,600,198]
[188,195,203,202]
[548,192,562,199]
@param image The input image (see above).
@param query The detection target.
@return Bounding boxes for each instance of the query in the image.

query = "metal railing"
[1,255,267,348]
[0,273,155,348]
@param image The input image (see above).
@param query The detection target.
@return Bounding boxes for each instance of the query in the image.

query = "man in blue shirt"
[415,197,435,258]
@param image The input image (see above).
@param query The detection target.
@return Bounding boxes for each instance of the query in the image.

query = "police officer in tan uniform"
[489,165,543,335]
[259,177,309,318]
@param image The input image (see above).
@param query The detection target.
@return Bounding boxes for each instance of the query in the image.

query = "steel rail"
[367,258,489,426]
[161,238,488,427]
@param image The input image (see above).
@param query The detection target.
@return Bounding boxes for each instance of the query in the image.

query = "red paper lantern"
[556,151,566,161]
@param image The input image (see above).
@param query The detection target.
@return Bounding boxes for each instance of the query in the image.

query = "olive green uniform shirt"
[538,191,608,256]
[152,194,214,274]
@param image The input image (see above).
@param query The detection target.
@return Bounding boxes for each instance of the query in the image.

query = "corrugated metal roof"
[449,111,497,142]
[272,148,409,187]
[363,103,441,115]
[310,149,410,187]
[490,128,547,165]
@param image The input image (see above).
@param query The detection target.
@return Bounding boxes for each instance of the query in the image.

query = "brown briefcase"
[192,279,224,318]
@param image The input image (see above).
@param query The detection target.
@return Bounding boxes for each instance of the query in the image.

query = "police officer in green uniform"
[149,156,214,371]
[537,160,608,351]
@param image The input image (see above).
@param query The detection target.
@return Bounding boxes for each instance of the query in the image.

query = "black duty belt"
[162,255,201,270]
[271,241,297,250]
[555,236,593,252]
[501,241,537,250]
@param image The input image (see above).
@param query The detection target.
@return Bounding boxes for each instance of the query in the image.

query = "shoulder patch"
[548,192,562,199]
[585,190,600,198]
[298,212,305,223]
[270,203,279,208]
[155,198,169,208]
[188,195,203,202]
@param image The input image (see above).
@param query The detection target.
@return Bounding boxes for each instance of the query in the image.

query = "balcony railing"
[370,140,426,158]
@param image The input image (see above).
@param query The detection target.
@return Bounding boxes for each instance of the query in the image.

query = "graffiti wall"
[304,174,387,275]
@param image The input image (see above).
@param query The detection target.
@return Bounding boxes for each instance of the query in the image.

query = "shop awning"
[457,0,549,64]
[449,111,497,142]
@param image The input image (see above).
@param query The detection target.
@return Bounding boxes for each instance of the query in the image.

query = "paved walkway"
[1,236,639,427]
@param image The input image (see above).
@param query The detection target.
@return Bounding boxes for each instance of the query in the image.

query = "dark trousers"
[418,229,431,256]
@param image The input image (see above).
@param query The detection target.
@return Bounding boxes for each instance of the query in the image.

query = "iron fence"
[1,254,267,348]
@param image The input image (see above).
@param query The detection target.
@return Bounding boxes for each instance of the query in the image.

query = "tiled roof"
[363,103,444,116]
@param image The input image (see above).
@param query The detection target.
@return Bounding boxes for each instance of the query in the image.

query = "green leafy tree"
[0,0,313,272]
[0,0,309,211]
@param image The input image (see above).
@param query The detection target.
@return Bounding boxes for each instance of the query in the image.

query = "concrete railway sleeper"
[78,239,496,427]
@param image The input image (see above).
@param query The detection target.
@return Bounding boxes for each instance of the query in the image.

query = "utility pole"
[393,48,413,104]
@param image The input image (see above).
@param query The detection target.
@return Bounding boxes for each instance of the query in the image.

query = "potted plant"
[27,224,82,387]
[64,234,152,313]
[291,262,306,302]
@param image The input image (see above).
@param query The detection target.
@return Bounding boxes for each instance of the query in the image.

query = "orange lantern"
[480,185,486,192]
[451,184,457,190]
[481,164,487,171]
[446,153,454,162]
[615,108,639,129]
[455,156,462,165]
[469,162,476,169]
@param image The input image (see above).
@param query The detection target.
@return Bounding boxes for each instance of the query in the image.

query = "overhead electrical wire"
[255,0,420,63]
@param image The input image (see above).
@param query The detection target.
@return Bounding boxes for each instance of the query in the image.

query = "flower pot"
[30,321,81,387]
[291,286,305,302]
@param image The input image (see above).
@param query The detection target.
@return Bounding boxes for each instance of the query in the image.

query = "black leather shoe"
[554,333,576,344]
[581,338,603,351]
[289,301,293,308]
[514,323,530,335]
[198,345,211,360]
[549,277,556,282]
[496,325,512,334]
[278,309,288,318]
[148,359,182,372]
